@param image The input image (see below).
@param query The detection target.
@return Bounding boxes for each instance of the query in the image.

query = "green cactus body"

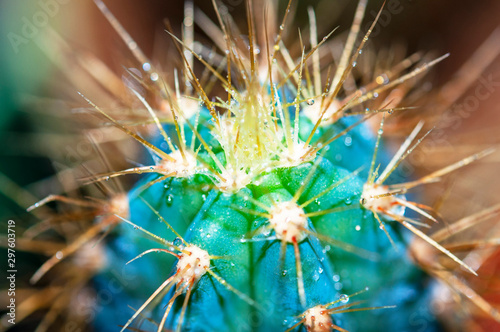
[93,107,440,331]
[81,1,467,331]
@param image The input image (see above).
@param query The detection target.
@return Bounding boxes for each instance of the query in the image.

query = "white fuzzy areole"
[304,305,333,332]
[361,183,404,216]
[217,168,252,193]
[109,193,129,219]
[159,150,197,177]
[280,141,316,168]
[176,245,210,285]
[74,241,107,273]
[269,201,308,243]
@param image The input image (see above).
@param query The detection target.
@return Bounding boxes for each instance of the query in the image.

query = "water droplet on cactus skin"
[173,237,183,247]
[166,194,174,206]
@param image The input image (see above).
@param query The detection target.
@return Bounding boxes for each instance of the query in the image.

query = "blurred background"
[0,0,499,331]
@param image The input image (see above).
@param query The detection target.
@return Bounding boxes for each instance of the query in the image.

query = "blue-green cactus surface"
[91,106,441,331]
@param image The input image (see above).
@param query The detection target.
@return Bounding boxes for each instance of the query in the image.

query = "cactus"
[6,1,500,332]
[78,1,495,330]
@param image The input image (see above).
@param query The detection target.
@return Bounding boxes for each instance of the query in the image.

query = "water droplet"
[333,274,340,282]
[344,136,352,147]
[306,99,315,106]
[142,62,151,72]
[355,225,361,231]
[184,16,193,27]
[150,73,159,81]
[282,270,288,276]
[56,251,63,260]
[344,197,352,205]
[279,25,284,31]
[376,74,389,85]
[352,61,357,67]
[340,294,349,303]
[313,271,320,281]
[318,267,323,274]
[173,237,183,247]
[166,194,174,207]
[334,282,343,290]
